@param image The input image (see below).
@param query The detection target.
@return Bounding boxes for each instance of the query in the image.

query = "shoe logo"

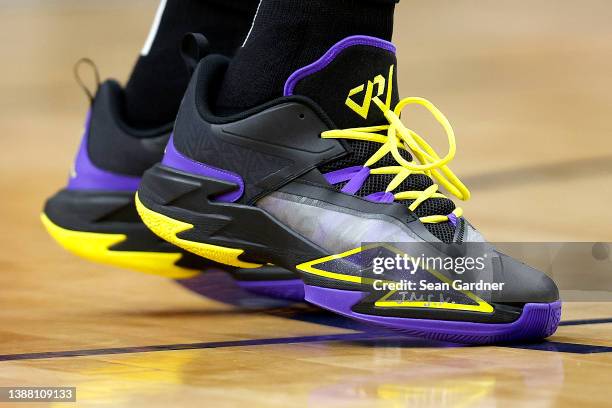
[345,65,395,119]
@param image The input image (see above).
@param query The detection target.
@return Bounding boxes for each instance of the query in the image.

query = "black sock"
[216,0,398,114]
[124,0,260,128]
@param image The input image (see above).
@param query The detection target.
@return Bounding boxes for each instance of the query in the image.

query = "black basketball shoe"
[136,36,561,343]
[42,69,303,301]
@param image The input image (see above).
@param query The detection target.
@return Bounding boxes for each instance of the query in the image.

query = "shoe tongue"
[286,37,459,244]
[284,36,399,129]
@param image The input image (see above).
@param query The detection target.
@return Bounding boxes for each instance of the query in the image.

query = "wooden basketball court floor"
[1,1,611,406]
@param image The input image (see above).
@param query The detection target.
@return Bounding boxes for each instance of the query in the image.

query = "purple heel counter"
[67,111,141,192]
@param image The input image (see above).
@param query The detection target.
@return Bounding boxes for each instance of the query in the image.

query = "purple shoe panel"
[304,285,562,345]
[161,135,244,202]
[67,111,141,192]
[284,35,396,96]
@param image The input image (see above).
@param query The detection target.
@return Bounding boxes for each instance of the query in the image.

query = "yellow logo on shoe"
[296,244,493,313]
[345,65,395,119]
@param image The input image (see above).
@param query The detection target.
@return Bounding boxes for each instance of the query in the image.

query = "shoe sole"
[42,212,199,278]
[305,285,562,344]
[44,190,304,300]
[135,192,305,301]
[135,192,261,269]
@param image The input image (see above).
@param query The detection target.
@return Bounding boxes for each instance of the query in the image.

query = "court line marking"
[507,341,612,354]
[0,333,421,362]
[559,317,612,326]
[0,317,610,362]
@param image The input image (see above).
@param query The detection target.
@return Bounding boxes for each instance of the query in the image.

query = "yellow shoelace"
[321,96,470,224]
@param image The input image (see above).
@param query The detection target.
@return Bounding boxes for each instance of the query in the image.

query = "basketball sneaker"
[136,36,561,343]
[41,70,303,301]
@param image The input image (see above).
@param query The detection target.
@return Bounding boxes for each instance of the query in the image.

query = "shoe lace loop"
[321,95,471,224]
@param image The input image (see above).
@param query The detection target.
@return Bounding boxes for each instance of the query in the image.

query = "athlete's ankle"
[124,0,260,128]
[215,0,398,115]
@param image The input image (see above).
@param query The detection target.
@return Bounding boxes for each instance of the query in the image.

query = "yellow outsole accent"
[41,213,199,279]
[134,193,262,269]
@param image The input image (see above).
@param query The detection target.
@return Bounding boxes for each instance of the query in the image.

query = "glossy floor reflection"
[1,271,611,407]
